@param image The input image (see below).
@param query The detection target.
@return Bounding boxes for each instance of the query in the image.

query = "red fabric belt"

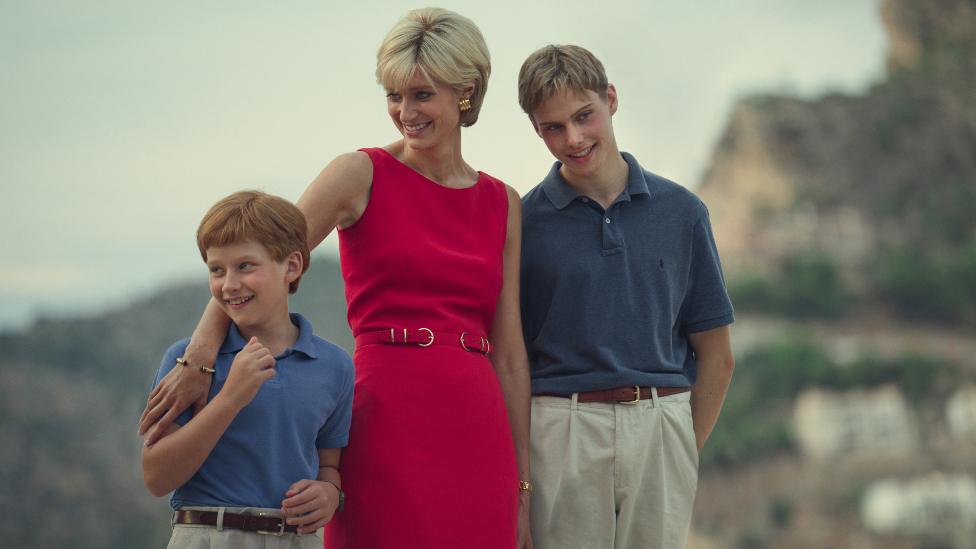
[355,328,491,355]
[536,386,691,403]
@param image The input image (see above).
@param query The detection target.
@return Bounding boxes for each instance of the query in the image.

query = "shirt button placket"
[601,212,612,250]
[602,206,624,252]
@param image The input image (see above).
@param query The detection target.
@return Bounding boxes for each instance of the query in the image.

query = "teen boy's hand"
[218,337,276,410]
[281,479,341,534]
[519,492,533,549]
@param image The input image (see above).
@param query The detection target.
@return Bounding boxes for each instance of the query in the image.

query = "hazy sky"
[0,0,886,330]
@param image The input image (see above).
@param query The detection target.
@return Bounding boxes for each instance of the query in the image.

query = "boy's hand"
[281,479,341,534]
[221,337,275,410]
[140,346,214,445]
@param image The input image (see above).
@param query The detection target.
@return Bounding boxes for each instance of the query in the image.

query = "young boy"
[142,190,354,548]
[517,45,736,549]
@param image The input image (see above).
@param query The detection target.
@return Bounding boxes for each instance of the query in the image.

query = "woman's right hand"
[139,342,217,445]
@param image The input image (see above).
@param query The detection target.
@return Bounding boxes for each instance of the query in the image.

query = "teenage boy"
[517,45,736,549]
[142,190,354,548]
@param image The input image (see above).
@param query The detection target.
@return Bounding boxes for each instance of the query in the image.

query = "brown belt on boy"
[173,509,299,535]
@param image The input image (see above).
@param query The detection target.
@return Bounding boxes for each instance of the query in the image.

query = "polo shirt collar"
[541,151,651,210]
[218,312,319,359]
[621,152,652,198]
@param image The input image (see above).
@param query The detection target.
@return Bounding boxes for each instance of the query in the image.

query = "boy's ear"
[284,250,303,284]
[606,84,618,116]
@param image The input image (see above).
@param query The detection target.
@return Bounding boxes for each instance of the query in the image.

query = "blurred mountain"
[698,0,976,324]
[0,256,349,549]
[689,1,976,547]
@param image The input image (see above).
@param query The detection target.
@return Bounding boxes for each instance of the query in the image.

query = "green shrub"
[770,498,793,528]
[703,336,959,470]
[728,273,778,311]
[728,251,847,319]
[878,244,976,322]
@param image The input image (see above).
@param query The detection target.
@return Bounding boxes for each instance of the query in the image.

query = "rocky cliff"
[698,0,976,323]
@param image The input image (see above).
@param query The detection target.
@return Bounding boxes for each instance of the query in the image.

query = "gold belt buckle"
[459,332,489,355]
[390,328,435,347]
[255,512,285,536]
[622,385,641,405]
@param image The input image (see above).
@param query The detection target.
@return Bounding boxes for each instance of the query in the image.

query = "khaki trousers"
[166,506,321,549]
[530,390,699,549]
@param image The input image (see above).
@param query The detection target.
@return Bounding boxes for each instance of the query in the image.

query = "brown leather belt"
[537,386,690,404]
[355,328,491,355]
[173,509,298,535]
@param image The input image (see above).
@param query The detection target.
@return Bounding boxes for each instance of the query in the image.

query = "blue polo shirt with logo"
[520,152,734,394]
[150,312,354,510]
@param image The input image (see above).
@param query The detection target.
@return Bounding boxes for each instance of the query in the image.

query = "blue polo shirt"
[151,313,354,510]
[520,152,734,394]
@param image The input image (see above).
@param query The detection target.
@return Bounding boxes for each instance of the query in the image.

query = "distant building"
[862,473,976,536]
[793,384,916,459]
[946,387,976,439]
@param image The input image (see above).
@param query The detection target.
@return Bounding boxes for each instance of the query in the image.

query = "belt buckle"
[459,332,489,355]
[621,385,641,405]
[390,328,435,347]
[255,512,285,536]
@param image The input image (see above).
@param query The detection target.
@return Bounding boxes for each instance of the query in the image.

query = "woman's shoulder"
[476,169,511,194]
[314,150,374,191]
[332,149,374,171]
[474,172,519,225]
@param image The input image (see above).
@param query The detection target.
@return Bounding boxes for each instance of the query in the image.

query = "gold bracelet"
[176,356,216,375]
[519,480,533,492]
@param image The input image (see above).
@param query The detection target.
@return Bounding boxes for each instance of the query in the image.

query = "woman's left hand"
[518,491,533,549]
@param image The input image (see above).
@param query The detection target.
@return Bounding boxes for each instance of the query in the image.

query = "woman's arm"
[488,185,533,549]
[139,151,373,444]
[142,337,276,496]
[139,298,229,444]
[296,151,374,240]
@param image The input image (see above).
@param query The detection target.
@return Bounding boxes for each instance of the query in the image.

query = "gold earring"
[458,97,472,112]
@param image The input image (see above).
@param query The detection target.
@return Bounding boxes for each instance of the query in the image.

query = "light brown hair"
[376,7,491,127]
[518,44,609,120]
[197,190,310,294]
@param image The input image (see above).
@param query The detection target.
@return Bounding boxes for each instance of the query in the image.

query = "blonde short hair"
[518,44,609,119]
[376,7,491,127]
[197,190,310,294]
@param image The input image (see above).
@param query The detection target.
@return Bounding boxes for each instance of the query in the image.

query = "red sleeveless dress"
[323,147,518,548]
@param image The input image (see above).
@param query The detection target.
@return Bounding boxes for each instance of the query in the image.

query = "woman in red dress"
[143,7,532,548]
[307,8,532,547]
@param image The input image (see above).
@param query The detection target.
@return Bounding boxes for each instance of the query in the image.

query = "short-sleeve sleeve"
[680,207,735,333]
[315,353,355,449]
[150,338,193,426]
